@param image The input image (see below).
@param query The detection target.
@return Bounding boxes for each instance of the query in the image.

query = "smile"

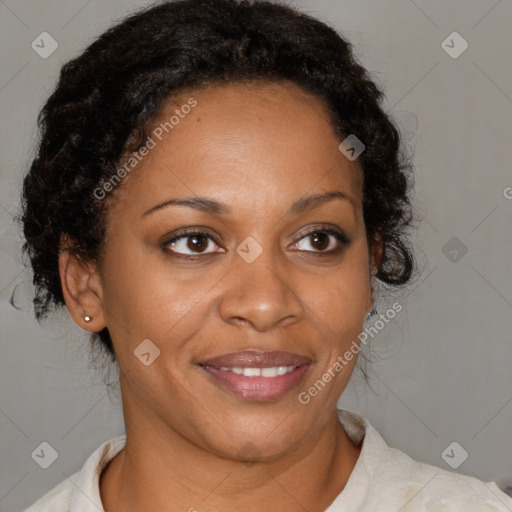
[216,366,297,377]
[198,350,312,402]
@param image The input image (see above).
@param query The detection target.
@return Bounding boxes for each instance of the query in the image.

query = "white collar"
[67,408,380,511]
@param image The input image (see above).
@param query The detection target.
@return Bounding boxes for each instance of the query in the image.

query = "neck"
[100,384,361,512]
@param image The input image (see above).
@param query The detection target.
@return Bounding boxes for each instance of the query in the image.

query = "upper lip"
[199,350,312,369]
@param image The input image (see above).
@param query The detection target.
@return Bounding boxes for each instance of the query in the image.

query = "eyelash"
[162,225,351,259]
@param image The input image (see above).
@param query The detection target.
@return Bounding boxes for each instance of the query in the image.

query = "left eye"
[292,230,348,253]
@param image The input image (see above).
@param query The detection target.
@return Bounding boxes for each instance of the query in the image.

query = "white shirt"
[24,409,512,511]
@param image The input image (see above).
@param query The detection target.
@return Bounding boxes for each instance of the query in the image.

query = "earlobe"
[58,238,105,331]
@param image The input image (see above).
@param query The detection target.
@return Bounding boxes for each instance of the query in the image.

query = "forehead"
[111,81,363,218]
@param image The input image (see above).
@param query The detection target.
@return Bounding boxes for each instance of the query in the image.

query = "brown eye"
[309,232,330,251]
[186,234,209,252]
[293,228,350,254]
[165,231,222,256]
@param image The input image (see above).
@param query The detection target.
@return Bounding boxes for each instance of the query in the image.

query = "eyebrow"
[142,191,352,218]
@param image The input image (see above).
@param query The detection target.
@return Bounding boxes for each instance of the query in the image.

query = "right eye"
[163,230,225,257]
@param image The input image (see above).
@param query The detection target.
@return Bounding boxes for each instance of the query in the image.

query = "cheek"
[99,238,217,355]
[314,251,371,339]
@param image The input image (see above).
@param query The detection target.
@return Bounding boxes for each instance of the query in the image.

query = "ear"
[59,235,105,331]
[368,231,383,310]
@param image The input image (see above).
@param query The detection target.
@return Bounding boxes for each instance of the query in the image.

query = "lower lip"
[201,365,311,402]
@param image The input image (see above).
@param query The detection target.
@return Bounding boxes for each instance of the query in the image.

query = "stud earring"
[84,315,92,322]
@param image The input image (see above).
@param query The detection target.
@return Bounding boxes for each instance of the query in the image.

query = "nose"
[219,245,304,332]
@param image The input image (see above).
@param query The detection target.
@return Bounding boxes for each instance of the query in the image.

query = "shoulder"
[22,476,74,512]
[370,437,512,510]
[336,409,512,511]
[23,435,126,512]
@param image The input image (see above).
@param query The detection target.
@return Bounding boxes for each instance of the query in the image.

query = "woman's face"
[96,81,376,459]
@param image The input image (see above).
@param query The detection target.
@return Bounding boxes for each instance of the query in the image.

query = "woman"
[21,0,512,510]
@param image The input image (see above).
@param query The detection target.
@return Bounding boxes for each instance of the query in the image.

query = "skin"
[59,80,381,512]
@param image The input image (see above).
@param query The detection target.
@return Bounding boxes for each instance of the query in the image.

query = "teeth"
[216,366,296,377]
[243,368,261,377]
[261,367,279,377]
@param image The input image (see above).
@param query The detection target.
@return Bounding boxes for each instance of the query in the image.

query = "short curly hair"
[21,0,414,359]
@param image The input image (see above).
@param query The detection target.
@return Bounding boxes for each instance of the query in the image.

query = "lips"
[199,350,312,402]
[200,350,312,369]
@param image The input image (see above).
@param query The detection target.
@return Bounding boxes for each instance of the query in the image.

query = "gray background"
[1,0,511,510]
